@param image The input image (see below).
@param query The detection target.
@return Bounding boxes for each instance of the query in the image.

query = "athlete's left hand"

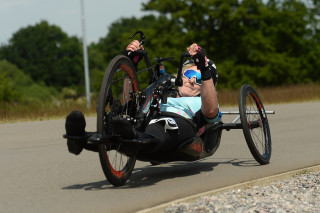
[187,43,207,70]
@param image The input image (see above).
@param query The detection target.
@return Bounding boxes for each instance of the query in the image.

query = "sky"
[0,0,151,45]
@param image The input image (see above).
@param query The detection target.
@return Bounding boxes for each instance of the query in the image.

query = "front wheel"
[97,55,139,186]
[239,84,272,165]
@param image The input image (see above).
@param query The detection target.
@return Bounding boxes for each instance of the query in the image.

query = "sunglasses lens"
[183,70,202,85]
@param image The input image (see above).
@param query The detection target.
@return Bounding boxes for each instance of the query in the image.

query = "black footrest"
[87,133,159,145]
[64,132,159,145]
[63,134,86,141]
[63,131,96,141]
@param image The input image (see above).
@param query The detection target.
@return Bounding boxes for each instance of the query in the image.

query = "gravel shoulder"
[139,165,320,213]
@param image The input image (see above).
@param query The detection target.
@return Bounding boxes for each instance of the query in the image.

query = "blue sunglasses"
[183,69,202,85]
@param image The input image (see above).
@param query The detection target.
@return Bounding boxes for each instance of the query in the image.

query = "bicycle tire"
[239,84,272,165]
[97,55,139,187]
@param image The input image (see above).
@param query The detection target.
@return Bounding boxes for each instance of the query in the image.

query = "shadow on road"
[214,158,260,167]
[62,158,259,190]
[62,180,111,190]
[127,161,218,188]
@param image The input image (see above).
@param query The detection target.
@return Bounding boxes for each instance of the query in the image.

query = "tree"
[142,0,320,88]
[89,0,320,91]
[0,20,83,89]
[0,72,18,102]
[0,60,57,103]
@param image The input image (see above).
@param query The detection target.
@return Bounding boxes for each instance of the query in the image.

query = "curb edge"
[136,164,320,213]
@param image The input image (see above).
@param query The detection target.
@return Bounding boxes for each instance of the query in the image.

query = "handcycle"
[63,31,275,187]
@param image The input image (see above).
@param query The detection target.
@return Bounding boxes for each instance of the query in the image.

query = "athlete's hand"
[187,43,207,70]
[123,40,144,65]
[126,40,144,52]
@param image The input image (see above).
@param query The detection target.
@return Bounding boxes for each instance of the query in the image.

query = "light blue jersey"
[160,97,221,124]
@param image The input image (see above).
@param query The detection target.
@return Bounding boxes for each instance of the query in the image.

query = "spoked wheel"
[97,55,139,187]
[239,84,272,165]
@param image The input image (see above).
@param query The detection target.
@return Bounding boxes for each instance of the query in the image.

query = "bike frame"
[64,30,275,161]
[62,31,276,187]
[79,31,275,144]
[221,110,275,131]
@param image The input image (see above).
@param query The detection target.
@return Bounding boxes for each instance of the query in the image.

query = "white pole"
[80,0,91,108]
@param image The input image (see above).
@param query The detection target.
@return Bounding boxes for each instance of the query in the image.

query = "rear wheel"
[239,84,271,165]
[97,55,139,186]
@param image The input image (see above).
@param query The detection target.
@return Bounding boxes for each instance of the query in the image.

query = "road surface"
[0,102,319,213]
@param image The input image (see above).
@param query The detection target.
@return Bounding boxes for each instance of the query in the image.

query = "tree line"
[0,0,319,103]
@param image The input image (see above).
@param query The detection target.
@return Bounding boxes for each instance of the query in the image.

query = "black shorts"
[144,116,195,153]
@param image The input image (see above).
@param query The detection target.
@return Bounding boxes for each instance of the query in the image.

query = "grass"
[1,83,319,123]
[0,98,98,123]
[218,83,320,107]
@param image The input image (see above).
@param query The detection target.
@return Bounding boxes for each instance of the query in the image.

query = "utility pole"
[80,0,91,108]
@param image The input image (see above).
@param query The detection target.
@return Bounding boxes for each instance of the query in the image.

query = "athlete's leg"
[144,117,195,153]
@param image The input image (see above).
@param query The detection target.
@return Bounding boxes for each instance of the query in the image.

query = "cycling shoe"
[65,110,86,155]
[112,117,136,139]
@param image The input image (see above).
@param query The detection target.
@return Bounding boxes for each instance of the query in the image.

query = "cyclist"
[65,41,221,154]
[113,41,221,153]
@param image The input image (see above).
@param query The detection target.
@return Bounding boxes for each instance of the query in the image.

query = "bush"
[0,60,57,103]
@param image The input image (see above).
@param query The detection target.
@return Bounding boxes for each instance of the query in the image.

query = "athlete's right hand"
[126,40,144,52]
[123,40,144,65]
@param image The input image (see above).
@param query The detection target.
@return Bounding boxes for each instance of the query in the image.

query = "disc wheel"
[97,55,139,186]
[239,84,271,165]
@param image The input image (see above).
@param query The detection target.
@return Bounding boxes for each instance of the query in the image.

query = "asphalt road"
[1,102,319,213]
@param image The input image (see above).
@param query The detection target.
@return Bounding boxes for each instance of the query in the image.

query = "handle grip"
[128,49,146,57]
[182,52,191,58]
[175,52,192,86]
[127,31,146,56]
